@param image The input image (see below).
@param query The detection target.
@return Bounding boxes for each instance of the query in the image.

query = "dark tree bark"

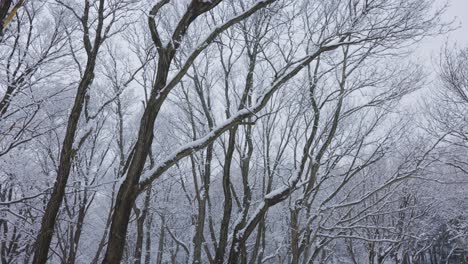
[133,189,151,264]
[32,1,107,263]
[65,191,88,264]
[213,128,236,264]
[0,0,12,27]
[101,2,228,262]
[156,214,166,264]
[144,211,153,264]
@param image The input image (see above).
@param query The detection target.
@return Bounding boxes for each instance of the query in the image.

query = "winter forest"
[0,0,467,263]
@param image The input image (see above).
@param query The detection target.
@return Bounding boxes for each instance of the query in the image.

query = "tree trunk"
[134,189,151,264]
[144,212,153,264]
[192,142,213,264]
[32,57,98,264]
[0,0,12,38]
[213,128,236,263]
[290,208,300,264]
[102,1,274,262]
[32,0,106,261]
[66,192,88,264]
[156,214,166,264]
[101,70,166,263]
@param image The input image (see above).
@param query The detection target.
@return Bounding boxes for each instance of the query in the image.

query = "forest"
[0,0,467,263]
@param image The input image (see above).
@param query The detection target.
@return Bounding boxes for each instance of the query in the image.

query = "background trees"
[0,0,466,263]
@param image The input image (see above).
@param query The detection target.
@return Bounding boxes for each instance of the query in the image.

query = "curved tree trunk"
[32,1,106,262]
[32,56,99,264]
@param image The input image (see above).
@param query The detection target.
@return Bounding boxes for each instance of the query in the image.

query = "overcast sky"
[419,0,468,58]
[443,0,468,44]
[399,0,467,107]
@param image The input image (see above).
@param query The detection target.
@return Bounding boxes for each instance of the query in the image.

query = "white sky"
[437,0,468,43]
[400,0,467,107]
[443,0,468,44]
[418,0,468,59]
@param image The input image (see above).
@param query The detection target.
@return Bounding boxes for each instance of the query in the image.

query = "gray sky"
[400,0,467,107]
[444,0,468,45]
[418,0,468,59]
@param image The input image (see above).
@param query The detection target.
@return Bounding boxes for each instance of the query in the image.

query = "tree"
[32,0,134,263]
[0,0,461,263]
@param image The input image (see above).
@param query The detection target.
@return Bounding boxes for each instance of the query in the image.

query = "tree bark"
[133,189,151,264]
[32,0,106,262]
[101,1,234,262]
[32,56,99,264]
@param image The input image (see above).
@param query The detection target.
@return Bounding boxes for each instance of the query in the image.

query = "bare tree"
[32,1,134,263]
[1,0,462,263]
